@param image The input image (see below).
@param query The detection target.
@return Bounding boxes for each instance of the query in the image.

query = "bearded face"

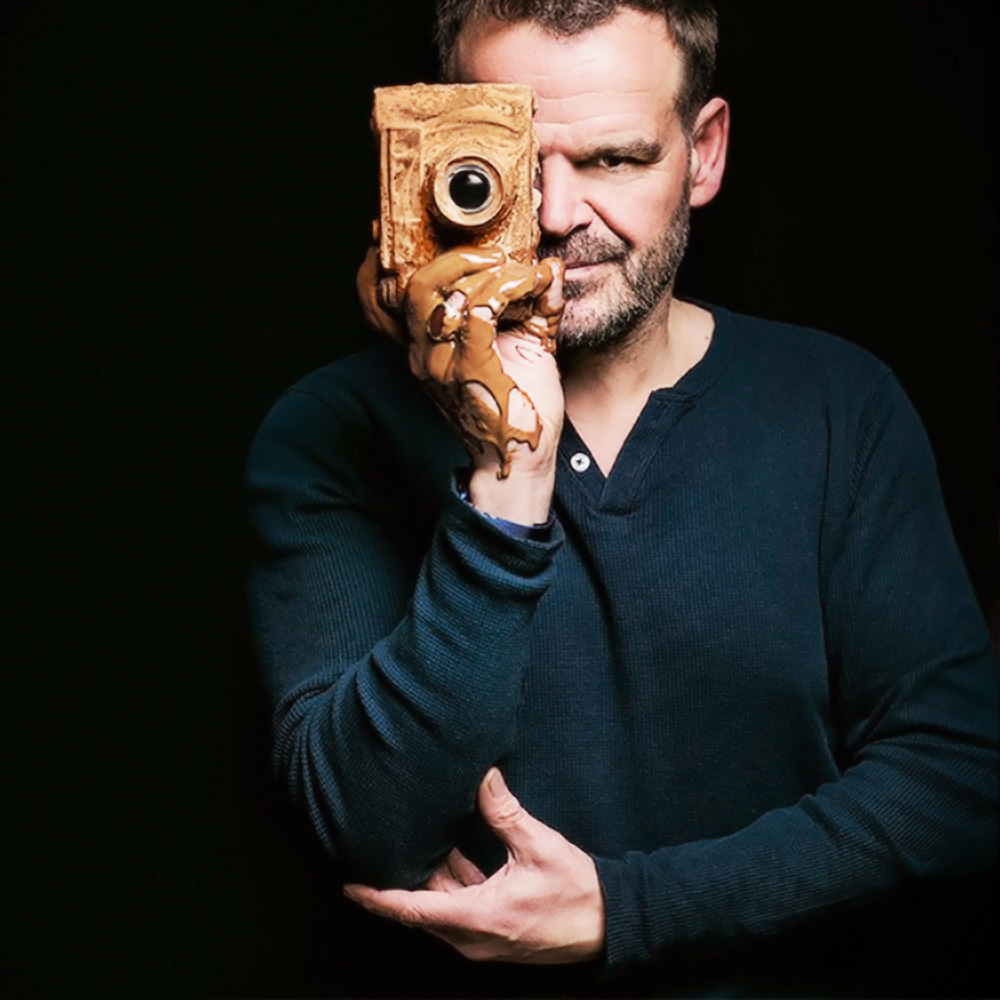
[538,174,691,352]
[455,12,704,355]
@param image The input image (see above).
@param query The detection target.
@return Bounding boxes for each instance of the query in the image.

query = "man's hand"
[343,768,605,965]
[404,248,565,483]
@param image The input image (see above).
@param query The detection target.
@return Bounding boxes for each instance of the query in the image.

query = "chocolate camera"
[370,82,540,313]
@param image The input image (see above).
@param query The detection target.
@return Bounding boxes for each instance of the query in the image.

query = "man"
[246,1,997,995]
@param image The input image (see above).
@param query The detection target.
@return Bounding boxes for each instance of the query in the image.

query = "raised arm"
[246,249,565,889]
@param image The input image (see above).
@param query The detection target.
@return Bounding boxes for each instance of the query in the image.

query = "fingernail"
[486,768,504,798]
[343,885,361,901]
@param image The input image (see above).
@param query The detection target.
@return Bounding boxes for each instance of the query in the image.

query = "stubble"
[538,184,692,353]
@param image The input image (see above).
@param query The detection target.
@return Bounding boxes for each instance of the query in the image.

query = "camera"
[370,82,540,313]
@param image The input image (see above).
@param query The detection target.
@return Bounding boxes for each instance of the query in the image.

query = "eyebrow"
[577,138,663,162]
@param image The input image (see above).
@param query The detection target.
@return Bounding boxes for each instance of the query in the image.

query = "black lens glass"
[449,168,491,211]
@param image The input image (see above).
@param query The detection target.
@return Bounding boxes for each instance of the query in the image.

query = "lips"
[562,257,619,276]
[565,248,619,262]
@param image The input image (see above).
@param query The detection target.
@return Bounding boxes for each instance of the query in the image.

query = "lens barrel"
[433,157,505,230]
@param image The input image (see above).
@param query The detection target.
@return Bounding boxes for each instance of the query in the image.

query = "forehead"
[454,9,684,151]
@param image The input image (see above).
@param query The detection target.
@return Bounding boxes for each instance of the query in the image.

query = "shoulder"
[697,303,906,438]
[246,340,463,503]
[715,304,942,483]
[693,303,931,477]
[281,339,417,417]
[251,340,436,448]
[714,304,892,394]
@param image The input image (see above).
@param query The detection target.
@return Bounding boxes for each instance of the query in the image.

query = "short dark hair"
[434,0,717,131]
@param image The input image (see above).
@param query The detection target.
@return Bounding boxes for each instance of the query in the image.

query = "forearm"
[597,702,998,972]
[258,486,562,888]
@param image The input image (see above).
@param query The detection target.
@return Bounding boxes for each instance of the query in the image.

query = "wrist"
[467,462,555,527]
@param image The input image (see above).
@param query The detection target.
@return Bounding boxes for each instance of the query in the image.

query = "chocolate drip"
[406,248,563,478]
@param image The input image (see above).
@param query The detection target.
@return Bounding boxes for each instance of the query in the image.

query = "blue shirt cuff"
[454,470,556,542]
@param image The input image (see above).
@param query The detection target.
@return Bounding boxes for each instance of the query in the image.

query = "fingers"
[445,265,553,370]
[343,818,603,965]
[423,848,487,893]
[356,246,407,344]
[478,768,548,864]
[406,246,507,323]
[464,305,504,365]
[446,848,487,887]
[451,263,547,321]
[426,292,466,343]
[344,884,428,925]
[344,882,478,935]
[452,263,562,386]
[535,256,566,317]
[344,884,503,964]
[525,257,566,353]
[424,868,465,893]
[407,248,562,346]
[405,249,509,383]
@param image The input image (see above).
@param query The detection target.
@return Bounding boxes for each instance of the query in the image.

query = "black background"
[4,1,998,996]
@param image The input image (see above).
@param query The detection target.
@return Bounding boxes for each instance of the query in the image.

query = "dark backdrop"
[4,1,997,996]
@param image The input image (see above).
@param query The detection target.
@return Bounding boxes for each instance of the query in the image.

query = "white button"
[570,452,591,473]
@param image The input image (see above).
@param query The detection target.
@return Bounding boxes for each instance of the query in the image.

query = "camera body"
[371,82,540,312]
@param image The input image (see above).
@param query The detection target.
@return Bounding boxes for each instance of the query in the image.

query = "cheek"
[591,178,681,246]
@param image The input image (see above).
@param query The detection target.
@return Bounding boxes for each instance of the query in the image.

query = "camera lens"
[433,157,504,230]
[449,167,491,212]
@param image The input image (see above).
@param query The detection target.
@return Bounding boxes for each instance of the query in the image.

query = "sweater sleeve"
[594,372,998,973]
[245,387,563,889]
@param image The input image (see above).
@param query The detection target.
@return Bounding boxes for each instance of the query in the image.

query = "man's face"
[454,9,694,349]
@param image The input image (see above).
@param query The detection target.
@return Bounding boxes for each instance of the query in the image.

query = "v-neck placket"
[557,304,735,516]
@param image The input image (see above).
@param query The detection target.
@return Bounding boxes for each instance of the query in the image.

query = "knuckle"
[395,903,426,928]
[492,801,527,828]
[424,872,446,892]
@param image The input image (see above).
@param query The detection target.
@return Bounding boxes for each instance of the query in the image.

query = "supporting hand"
[344,768,604,965]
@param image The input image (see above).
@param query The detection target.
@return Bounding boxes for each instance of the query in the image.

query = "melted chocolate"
[405,248,564,478]
[356,82,563,477]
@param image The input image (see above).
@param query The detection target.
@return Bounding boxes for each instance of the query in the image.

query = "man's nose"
[538,157,593,238]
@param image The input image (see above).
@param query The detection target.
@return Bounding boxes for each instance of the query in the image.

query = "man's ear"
[688,97,729,208]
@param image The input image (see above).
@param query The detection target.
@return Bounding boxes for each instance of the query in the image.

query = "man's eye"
[600,154,627,168]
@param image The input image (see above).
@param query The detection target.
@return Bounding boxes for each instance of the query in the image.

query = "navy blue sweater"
[246,305,997,995]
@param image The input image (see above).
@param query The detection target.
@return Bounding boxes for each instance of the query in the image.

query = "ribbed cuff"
[594,855,650,976]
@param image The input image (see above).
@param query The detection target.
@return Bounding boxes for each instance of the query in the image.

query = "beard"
[537,188,691,352]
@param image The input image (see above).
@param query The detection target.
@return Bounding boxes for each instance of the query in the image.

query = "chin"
[557,317,631,353]
[556,286,634,350]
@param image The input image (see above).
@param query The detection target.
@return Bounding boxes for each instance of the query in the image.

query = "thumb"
[478,768,545,863]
